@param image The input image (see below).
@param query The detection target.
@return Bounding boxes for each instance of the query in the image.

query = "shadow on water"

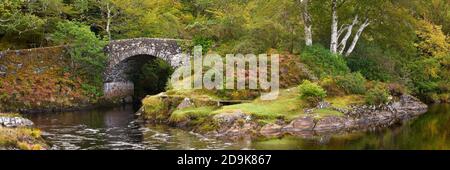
[26,104,450,150]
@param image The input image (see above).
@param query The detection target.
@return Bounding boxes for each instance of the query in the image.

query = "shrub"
[193,36,214,54]
[298,80,327,106]
[365,83,391,105]
[300,45,350,78]
[387,83,407,97]
[319,76,345,97]
[335,72,367,95]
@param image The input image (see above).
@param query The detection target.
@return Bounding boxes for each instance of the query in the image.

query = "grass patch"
[313,109,344,117]
[213,88,306,122]
[212,88,356,123]
[141,96,167,120]
[0,127,46,150]
[0,113,21,117]
[169,106,216,123]
[326,95,364,109]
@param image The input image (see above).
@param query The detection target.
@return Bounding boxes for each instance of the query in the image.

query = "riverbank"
[137,88,428,140]
[0,113,48,150]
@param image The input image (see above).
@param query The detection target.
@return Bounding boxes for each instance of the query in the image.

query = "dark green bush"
[298,80,327,106]
[335,72,367,95]
[300,45,350,78]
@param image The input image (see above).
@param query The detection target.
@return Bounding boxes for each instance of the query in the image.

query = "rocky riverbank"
[0,113,48,150]
[138,92,428,140]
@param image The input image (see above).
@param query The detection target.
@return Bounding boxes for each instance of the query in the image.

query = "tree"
[297,0,313,46]
[0,0,44,37]
[328,0,376,56]
[52,21,108,86]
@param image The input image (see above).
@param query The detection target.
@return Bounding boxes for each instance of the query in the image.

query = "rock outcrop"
[261,94,428,137]
[0,116,34,128]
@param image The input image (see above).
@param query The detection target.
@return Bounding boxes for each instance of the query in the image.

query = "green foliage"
[192,36,213,53]
[81,83,102,98]
[319,76,345,97]
[346,44,396,82]
[52,21,108,87]
[298,80,327,106]
[130,59,174,100]
[365,83,391,105]
[335,72,367,95]
[300,45,350,78]
[407,20,450,103]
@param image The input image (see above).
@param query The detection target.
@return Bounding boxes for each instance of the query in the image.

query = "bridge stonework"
[103,38,186,101]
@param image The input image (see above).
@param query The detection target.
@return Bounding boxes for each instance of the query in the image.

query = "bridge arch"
[103,38,186,102]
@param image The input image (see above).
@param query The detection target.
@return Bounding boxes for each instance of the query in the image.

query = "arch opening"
[104,54,173,105]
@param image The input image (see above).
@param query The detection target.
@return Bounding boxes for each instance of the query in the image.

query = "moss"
[141,96,168,120]
[213,88,306,122]
[169,106,216,124]
[313,109,344,117]
[0,127,47,150]
[326,95,364,109]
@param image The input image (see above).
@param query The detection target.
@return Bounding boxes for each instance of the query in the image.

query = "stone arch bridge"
[103,38,187,102]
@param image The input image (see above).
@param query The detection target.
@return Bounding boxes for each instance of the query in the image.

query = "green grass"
[213,88,306,122]
[212,88,355,123]
[0,127,46,150]
[0,113,21,117]
[326,95,364,109]
[169,106,216,123]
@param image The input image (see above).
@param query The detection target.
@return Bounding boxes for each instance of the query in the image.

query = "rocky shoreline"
[0,113,48,150]
[139,94,428,140]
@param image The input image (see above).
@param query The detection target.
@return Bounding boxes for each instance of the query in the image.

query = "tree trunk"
[345,19,370,56]
[301,0,313,46]
[338,15,358,54]
[330,0,338,53]
[106,2,112,41]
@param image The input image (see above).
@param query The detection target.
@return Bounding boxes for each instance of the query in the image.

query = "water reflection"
[27,104,450,150]
[251,104,450,150]
[27,105,242,150]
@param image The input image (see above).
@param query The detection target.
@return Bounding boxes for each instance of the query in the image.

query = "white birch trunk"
[330,0,338,53]
[302,0,313,46]
[338,15,358,54]
[106,2,112,41]
[345,19,370,56]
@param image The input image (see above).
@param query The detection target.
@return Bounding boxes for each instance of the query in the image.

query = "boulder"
[313,116,346,133]
[213,110,247,125]
[281,116,315,137]
[176,98,195,109]
[260,124,283,137]
[0,116,34,127]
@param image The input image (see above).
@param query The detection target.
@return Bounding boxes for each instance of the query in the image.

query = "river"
[26,104,450,150]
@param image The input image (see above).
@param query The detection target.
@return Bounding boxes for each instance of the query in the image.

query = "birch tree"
[298,0,313,46]
[328,0,377,56]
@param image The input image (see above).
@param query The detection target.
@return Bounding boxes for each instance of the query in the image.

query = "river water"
[26,104,450,150]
